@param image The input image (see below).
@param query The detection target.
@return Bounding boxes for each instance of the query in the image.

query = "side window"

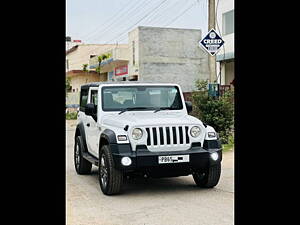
[91,90,98,106]
[80,89,88,112]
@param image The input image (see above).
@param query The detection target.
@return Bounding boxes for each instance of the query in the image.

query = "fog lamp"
[121,157,132,166]
[210,152,219,161]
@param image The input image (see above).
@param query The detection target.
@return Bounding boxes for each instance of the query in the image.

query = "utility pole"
[208,0,217,83]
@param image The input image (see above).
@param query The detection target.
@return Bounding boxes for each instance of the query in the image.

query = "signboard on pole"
[199,29,224,56]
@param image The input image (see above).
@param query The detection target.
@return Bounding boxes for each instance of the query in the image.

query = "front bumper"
[110,142,222,176]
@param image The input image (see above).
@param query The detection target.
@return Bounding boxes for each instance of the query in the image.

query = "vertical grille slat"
[157,127,161,146]
[176,126,180,145]
[146,128,151,145]
[166,127,171,144]
[185,126,190,144]
[179,126,183,144]
[152,127,158,145]
[172,127,177,144]
[159,127,164,145]
[163,127,167,146]
[149,127,154,146]
[170,126,174,145]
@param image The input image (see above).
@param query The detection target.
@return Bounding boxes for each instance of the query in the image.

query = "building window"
[222,10,234,35]
[132,41,135,66]
[90,55,96,58]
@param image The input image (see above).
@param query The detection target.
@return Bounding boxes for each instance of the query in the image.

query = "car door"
[85,87,100,156]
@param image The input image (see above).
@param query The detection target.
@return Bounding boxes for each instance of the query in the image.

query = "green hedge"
[191,80,234,144]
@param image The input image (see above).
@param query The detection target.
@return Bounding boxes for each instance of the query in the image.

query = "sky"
[66,0,209,44]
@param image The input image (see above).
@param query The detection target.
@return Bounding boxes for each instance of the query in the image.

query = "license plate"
[158,155,189,164]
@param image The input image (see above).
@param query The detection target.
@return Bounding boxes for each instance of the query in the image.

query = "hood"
[101,111,202,129]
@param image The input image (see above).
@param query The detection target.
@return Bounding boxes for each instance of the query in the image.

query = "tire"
[192,163,221,188]
[74,136,92,175]
[99,145,123,195]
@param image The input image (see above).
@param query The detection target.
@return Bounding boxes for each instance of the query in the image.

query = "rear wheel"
[74,136,92,175]
[99,145,123,195]
[193,163,221,188]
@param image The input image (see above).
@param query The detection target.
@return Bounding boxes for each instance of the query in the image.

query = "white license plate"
[158,155,189,164]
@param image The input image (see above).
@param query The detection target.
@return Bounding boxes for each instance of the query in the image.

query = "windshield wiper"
[118,107,155,115]
[153,107,172,113]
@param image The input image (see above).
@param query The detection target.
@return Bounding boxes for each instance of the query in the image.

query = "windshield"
[102,86,183,111]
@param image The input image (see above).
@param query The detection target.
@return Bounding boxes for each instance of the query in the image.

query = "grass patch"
[66,111,78,120]
[222,134,234,152]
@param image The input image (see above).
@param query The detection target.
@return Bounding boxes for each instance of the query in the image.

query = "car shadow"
[90,167,211,195]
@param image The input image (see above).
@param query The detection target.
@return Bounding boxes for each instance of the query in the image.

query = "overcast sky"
[66,0,209,44]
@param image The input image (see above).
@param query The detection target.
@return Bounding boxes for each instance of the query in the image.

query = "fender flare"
[75,122,88,152]
[99,129,117,146]
[99,129,133,157]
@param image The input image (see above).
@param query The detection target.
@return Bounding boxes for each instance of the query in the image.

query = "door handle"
[87,123,90,127]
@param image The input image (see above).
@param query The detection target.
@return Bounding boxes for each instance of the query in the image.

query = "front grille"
[145,125,191,151]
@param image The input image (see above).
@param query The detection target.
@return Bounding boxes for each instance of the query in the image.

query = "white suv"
[74,82,222,195]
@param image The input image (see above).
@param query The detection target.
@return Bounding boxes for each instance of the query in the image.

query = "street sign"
[199,29,224,56]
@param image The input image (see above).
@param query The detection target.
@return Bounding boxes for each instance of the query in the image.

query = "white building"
[216,0,234,89]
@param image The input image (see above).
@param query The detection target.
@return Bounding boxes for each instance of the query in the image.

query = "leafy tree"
[97,52,112,75]
[192,79,234,144]
[66,77,71,95]
[82,64,88,72]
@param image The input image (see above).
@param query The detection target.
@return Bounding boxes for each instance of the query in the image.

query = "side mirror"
[85,103,96,116]
[185,101,193,114]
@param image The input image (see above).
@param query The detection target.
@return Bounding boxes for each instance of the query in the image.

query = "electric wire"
[163,0,198,27]
[86,0,153,43]
[102,0,169,45]
[80,0,141,41]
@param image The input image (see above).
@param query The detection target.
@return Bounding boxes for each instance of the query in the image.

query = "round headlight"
[132,128,143,140]
[190,126,201,137]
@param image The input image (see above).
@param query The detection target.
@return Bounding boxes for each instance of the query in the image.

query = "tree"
[66,77,71,95]
[82,64,88,72]
[97,52,112,75]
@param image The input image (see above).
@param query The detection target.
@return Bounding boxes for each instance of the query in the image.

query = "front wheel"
[98,145,123,195]
[192,163,221,188]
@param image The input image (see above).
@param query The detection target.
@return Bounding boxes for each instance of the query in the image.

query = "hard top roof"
[80,81,179,89]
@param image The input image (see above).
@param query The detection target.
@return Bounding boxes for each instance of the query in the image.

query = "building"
[89,44,131,82]
[66,26,211,104]
[66,37,83,51]
[66,44,124,104]
[215,0,234,90]
[89,26,210,93]
[66,44,127,91]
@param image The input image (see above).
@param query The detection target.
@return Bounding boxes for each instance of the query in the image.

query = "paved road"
[66,120,234,225]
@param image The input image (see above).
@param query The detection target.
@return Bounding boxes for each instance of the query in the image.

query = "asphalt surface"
[66,120,234,225]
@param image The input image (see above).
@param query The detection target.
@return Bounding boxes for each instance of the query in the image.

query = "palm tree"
[97,53,111,75]
[82,64,88,72]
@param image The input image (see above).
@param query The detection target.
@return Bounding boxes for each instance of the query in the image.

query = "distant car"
[66,104,79,109]
[66,104,79,113]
